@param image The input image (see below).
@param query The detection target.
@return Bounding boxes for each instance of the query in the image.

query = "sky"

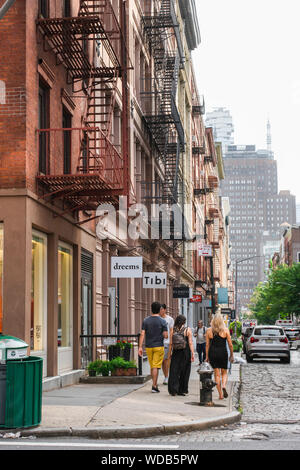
[192,0,300,205]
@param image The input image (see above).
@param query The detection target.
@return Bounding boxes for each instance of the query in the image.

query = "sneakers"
[163,377,168,385]
[151,386,160,393]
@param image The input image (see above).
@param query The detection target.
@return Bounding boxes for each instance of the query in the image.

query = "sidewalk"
[18,361,241,439]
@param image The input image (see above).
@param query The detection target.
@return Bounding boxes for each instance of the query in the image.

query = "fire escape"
[141,0,185,207]
[36,0,129,218]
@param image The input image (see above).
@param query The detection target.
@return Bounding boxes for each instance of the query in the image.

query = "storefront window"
[58,244,72,348]
[0,225,3,333]
[31,232,47,351]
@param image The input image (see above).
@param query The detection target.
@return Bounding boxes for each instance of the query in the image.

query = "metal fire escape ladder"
[141,1,185,206]
[36,0,128,214]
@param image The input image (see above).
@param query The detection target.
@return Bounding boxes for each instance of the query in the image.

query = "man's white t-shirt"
[162,315,174,346]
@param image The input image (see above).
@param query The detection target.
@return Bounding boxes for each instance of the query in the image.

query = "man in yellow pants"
[138,301,168,393]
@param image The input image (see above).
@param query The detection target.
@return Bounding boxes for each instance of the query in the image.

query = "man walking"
[138,301,168,393]
[194,320,207,364]
[159,303,174,385]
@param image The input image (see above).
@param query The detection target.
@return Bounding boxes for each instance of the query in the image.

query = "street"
[1,350,300,452]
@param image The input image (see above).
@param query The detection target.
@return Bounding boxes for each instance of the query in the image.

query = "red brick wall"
[0,0,26,188]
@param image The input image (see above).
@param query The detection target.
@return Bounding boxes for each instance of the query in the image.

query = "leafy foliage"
[229,320,242,337]
[249,263,300,324]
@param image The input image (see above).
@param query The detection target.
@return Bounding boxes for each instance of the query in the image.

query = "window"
[0,225,3,334]
[38,80,49,174]
[58,243,73,348]
[63,0,71,17]
[39,0,49,18]
[31,231,47,351]
[298,252,300,263]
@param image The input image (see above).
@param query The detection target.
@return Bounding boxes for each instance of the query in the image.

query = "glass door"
[58,242,73,373]
[31,230,47,376]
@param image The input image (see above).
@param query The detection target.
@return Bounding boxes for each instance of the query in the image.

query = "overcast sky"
[192,0,300,205]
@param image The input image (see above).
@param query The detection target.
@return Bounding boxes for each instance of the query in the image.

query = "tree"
[249,263,300,324]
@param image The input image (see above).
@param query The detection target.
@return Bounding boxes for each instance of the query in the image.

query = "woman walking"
[206,313,234,400]
[168,315,194,396]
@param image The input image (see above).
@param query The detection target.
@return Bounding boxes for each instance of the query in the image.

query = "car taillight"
[280,337,288,343]
[250,337,259,343]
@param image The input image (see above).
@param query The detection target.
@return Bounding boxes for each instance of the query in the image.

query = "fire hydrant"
[197,362,216,406]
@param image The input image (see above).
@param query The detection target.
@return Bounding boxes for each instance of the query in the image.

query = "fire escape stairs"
[36,0,127,215]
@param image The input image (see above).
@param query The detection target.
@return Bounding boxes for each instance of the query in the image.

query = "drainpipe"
[0,0,16,20]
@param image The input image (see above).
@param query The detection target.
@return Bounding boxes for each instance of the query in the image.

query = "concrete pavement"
[15,361,241,439]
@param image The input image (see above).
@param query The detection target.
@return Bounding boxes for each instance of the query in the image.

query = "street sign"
[111,257,143,278]
[190,294,202,303]
[143,272,167,289]
[173,286,190,298]
[230,310,236,320]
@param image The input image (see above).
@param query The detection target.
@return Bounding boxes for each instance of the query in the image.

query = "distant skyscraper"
[297,203,300,224]
[205,107,234,153]
[221,145,296,312]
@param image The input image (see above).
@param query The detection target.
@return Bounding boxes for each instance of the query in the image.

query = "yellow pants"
[146,347,165,369]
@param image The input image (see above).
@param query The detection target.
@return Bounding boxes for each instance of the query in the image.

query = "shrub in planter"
[110,357,137,376]
[99,361,112,377]
[87,359,102,376]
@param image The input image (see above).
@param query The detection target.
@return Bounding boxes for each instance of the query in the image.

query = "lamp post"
[234,255,263,337]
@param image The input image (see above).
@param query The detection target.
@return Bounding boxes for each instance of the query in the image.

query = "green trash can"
[0,334,43,429]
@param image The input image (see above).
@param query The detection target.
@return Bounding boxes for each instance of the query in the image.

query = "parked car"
[242,327,254,353]
[245,325,290,363]
[283,327,300,350]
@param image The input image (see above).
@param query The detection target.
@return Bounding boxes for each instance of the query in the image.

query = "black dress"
[208,334,228,369]
[168,329,191,395]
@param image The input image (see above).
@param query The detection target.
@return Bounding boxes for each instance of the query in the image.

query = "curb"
[17,411,241,440]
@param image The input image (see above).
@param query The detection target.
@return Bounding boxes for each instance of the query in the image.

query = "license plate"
[265,339,273,343]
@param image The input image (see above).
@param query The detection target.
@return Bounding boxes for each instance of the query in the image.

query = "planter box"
[111,367,137,377]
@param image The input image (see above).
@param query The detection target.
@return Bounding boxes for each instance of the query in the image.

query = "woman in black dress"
[168,315,195,396]
[206,313,234,400]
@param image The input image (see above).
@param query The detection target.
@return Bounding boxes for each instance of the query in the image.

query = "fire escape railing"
[36,0,129,216]
[140,0,185,210]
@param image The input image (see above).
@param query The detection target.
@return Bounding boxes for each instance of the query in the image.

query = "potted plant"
[110,357,137,376]
[232,338,243,352]
[108,342,121,360]
[120,340,133,361]
[99,360,111,377]
[87,359,102,377]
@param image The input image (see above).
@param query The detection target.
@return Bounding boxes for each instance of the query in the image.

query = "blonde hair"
[211,313,226,335]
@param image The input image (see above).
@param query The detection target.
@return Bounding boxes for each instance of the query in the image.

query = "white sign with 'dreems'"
[111,257,143,278]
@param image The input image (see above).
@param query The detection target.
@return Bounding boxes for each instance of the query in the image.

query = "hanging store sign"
[143,273,167,289]
[198,242,212,257]
[111,257,143,278]
[190,294,203,303]
[173,285,190,298]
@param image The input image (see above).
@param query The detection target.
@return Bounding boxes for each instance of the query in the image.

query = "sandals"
[222,387,228,398]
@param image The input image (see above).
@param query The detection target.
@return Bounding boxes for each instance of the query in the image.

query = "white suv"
[245,325,290,364]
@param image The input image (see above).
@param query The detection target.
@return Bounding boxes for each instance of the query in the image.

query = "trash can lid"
[0,334,28,350]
